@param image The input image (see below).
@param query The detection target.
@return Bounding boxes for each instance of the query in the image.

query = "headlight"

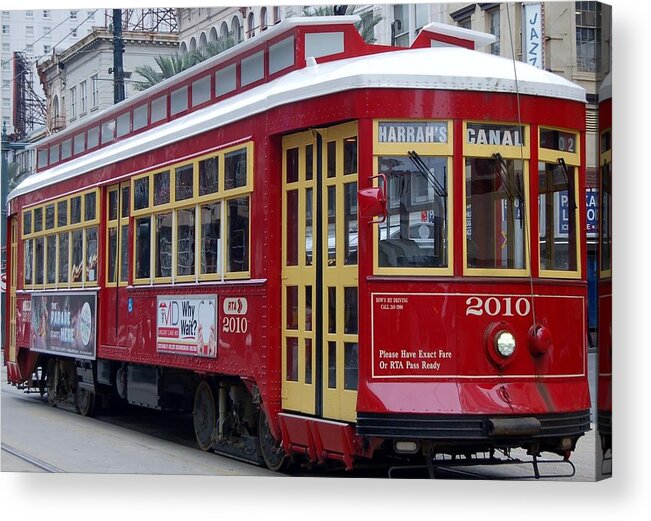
[495,331,516,357]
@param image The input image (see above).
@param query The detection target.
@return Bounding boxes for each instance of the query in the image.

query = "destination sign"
[378,121,448,144]
[466,123,525,146]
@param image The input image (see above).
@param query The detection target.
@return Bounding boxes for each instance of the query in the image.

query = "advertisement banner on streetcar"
[30,292,97,359]
[156,296,218,357]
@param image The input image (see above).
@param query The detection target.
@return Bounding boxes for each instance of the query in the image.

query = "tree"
[133,35,237,91]
[302,5,383,44]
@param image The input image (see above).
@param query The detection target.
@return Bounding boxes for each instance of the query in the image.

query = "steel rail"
[1,442,65,473]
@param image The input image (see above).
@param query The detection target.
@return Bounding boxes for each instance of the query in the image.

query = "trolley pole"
[112,9,126,104]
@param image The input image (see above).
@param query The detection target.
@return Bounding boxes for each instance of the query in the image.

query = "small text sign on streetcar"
[378,121,448,144]
[156,296,217,358]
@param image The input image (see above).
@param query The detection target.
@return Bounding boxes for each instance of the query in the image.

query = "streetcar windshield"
[377,156,447,268]
[465,157,526,270]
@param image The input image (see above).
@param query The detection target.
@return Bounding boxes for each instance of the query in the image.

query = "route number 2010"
[222,316,249,334]
[465,296,531,317]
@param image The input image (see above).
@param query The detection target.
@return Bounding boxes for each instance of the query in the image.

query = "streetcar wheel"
[46,360,57,407]
[76,387,96,417]
[257,408,288,471]
[193,381,217,451]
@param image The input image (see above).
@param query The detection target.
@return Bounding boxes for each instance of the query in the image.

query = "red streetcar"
[597,72,612,459]
[4,17,591,476]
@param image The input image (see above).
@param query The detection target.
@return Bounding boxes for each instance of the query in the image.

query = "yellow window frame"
[130,142,254,285]
[372,119,454,276]
[462,121,531,277]
[537,126,582,280]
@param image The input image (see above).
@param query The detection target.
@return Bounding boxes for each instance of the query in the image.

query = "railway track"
[1,442,65,473]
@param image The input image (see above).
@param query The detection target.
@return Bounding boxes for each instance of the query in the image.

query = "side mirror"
[358,174,387,224]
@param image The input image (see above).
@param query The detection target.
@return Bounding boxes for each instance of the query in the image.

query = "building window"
[576,1,601,72]
[43,26,51,38]
[70,10,78,19]
[70,86,77,118]
[489,8,500,55]
[2,97,9,108]
[71,28,78,38]
[43,10,50,18]
[26,26,34,36]
[26,10,33,18]
[2,42,9,52]
[247,12,255,38]
[91,74,99,108]
[392,4,409,46]
[43,45,51,54]
[26,44,34,55]
[80,80,87,113]
[2,25,9,35]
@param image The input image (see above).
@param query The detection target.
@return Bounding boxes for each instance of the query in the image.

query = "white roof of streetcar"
[10,17,586,202]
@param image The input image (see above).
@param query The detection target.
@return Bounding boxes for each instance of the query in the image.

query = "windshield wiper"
[407,150,447,199]
[558,157,577,211]
[492,153,525,228]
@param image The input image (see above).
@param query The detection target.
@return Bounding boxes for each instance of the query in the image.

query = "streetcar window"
[225,148,247,189]
[23,210,32,236]
[108,227,117,283]
[344,342,358,391]
[343,137,357,175]
[45,204,55,230]
[227,197,249,272]
[175,165,194,201]
[306,144,314,181]
[151,95,167,123]
[74,133,85,155]
[305,188,313,266]
[216,64,236,97]
[154,170,171,206]
[61,139,72,160]
[133,103,148,131]
[269,36,295,75]
[121,185,130,218]
[286,147,299,183]
[108,190,118,221]
[199,157,218,196]
[46,235,56,284]
[286,189,299,266]
[70,196,82,224]
[241,51,264,86]
[101,120,115,144]
[465,157,525,270]
[538,162,577,272]
[344,287,358,334]
[171,86,188,116]
[85,191,96,221]
[135,217,151,280]
[600,160,612,272]
[155,212,173,278]
[120,224,129,283]
[24,239,33,286]
[58,232,69,284]
[49,144,60,164]
[327,141,336,178]
[192,76,211,107]
[116,112,131,137]
[87,126,100,149]
[34,237,44,285]
[344,182,357,265]
[200,202,221,274]
[57,200,68,227]
[71,229,83,282]
[286,337,299,382]
[85,227,98,283]
[134,177,150,211]
[177,207,195,276]
[378,155,448,268]
[33,207,43,233]
[328,342,337,389]
[37,148,48,169]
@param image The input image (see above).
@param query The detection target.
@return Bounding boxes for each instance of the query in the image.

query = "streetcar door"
[281,122,359,423]
[8,217,18,364]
